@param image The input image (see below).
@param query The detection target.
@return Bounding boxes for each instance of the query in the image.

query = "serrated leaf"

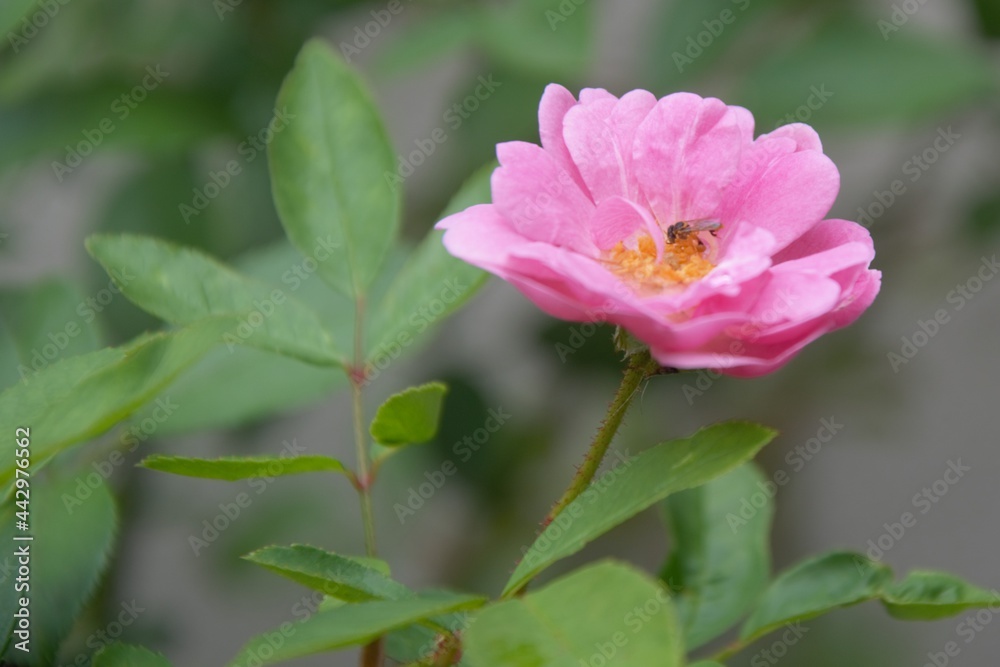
[228,592,485,666]
[370,383,447,447]
[0,474,117,664]
[242,545,408,602]
[127,239,354,436]
[140,455,347,481]
[465,561,683,667]
[881,570,1000,621]
[741,554,1000,645]
[740,552,893,642]
[0,320,228,490]
[503,422,777,597]
[366,163,493,368]
[92,644,172,667]
[268,39,399,298]
[662,463,773,650]
[86,234,345,367]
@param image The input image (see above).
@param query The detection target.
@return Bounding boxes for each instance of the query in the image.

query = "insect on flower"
[666,218,722,244]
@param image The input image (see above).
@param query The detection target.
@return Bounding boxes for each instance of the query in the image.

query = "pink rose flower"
[437,85,881,377]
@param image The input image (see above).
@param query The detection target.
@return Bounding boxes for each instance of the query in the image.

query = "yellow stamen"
[607,232,715,291]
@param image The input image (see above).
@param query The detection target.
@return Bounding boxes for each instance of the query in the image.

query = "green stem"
[352,378,377,557]
[351,299,381,667]
[351,296,377,558]
[541,349,660,528]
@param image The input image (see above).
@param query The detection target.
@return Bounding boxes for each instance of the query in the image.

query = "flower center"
[607,228,716,292]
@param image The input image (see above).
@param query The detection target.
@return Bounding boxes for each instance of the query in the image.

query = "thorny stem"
[542,348,661,526]
[503,349,662,600]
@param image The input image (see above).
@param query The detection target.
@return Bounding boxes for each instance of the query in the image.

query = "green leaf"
[268,39,399,298]
[140,455,348,481]
[466,561,683,667]
[737,17,997,129]
[0,320,228,490]
[242,545,409,602]
[0,279,102,390]
[85,234,345,367]
[688,663,726,667]
[127,239,355,436]
[740,552,893,642]
[92,644,172,667]
[881,570,1000,621]
[503,422,777,597]
[228,592,485,666]
[0,474,117,664]
[741,554,1000,645]
[370,383,448,447]
[662,463,773,650]
[366,163,492,368]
